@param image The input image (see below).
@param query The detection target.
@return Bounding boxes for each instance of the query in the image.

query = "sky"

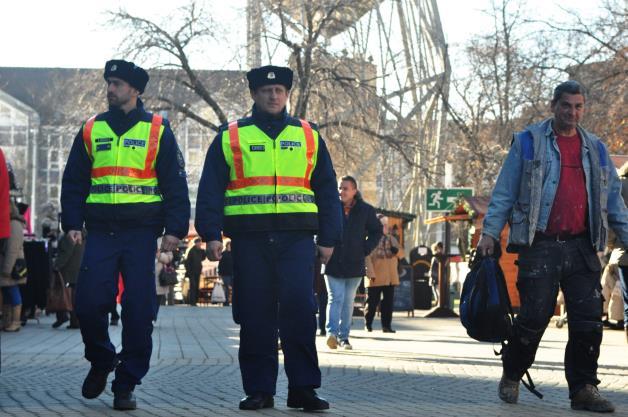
[0,0,606,70]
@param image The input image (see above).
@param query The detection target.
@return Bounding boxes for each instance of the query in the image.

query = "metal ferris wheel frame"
[247,0,450,245]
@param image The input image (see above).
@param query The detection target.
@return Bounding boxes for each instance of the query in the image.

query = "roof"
[375,207,417,225]
[0,67,248,126]
[610,154,628,171]
[463,196,490,216]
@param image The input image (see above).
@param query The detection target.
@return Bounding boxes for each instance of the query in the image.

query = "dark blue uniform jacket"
[195,105,342,247]
[61,99,191,239]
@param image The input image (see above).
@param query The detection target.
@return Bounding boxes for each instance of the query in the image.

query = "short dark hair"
[552,80,587,104]
[341,175,358,189]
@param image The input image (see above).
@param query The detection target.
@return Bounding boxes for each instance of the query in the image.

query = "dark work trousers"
[75,228,158,393]
[502,237,603,398]
[188,273,201,305]
[364,285,395,328]
[316,291,328,332]
[231,231,320,396]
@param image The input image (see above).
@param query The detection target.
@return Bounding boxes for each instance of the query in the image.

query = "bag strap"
[493,259,543,400]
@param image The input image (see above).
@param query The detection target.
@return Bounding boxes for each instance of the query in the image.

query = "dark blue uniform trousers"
[231,231,321,395]
[75,228,157,393]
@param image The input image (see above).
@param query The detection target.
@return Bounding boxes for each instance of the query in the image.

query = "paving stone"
[1,306,627,416]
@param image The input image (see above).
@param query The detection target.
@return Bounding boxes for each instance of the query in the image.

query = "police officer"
[61,60,190,411]
[195,65,342,411]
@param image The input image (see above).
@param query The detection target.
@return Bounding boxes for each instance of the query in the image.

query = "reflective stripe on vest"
[84,114,163,205]
[222,120,318,217]
[226,119,315,190]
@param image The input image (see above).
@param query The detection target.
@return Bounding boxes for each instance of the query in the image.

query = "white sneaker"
[326,334,338,349]
[340,339,352,350]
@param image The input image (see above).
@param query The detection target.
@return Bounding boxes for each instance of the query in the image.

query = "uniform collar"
[108,98,145,123]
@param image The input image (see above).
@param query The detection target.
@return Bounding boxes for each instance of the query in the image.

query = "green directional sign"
[426,188,473,212]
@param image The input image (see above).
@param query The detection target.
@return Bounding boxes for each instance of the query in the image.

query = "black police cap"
[103,60,149,94]
[246,65,293,90]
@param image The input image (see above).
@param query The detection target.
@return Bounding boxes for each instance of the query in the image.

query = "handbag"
[159,264,179,286]
[211,281,226,303]
[11,258,28,280]
[46,270,73,313]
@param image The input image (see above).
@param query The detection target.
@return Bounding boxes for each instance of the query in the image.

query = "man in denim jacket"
[477,81,628,413]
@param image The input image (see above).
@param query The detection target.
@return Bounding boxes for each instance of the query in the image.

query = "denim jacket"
[483,118,628,251]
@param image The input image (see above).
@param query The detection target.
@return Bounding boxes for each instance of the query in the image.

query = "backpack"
[460,254,512,343]
[460,251,543,399]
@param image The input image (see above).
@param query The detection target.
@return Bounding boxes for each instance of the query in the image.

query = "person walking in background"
[61,59,190,411]
[195,65,341,411]
[185,238,206,306]
[609,162,628,342]
[155,247,173,317]
[477,80,628,412]
[324,176,382,350]
[430,242,445,306]
[53,230,86,329]
[0,149,11,331]
[218,240,233,307]
[1,200,27,332]
[364,215,403,333]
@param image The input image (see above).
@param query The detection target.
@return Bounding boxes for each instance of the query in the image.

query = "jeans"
[316,291,328,332]
[502,237,603,397]
[1,286,21,305]
[324,275,362,341]
[619,266,628,326]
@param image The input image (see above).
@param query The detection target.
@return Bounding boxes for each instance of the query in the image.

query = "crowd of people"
[0,59,625,416]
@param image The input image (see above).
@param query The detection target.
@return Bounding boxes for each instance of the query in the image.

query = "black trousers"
[502,237,603,397]
[188,273,201,305]
[364,285,395,328]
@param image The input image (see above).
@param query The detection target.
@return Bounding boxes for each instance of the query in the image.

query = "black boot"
[113,391,137,410]
[82,368,113,399]
[52,312,69,328]
[287,388,330,411]
[239,393,274,410]
[81,359,118,399]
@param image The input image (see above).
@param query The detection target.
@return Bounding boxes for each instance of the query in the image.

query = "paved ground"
[1,306,626,417]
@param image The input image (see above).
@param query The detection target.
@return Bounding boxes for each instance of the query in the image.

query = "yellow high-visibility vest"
[83,114,163,205]
[221,119,319,232]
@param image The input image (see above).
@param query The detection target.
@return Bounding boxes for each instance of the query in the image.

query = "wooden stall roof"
[375,208,417,225]
[610,154,628,170]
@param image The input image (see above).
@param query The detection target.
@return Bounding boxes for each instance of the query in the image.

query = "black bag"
[460,251,543,399]
[11,258,28,281]
[159,264,178,286]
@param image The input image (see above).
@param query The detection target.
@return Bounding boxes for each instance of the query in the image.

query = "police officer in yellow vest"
[195,65,342,411]
[61,60,190,411]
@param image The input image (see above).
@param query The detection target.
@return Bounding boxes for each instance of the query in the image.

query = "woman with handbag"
[364,215,403,333]
[53,230,86,329]
[155,249,175,319]
[1,200,27,332]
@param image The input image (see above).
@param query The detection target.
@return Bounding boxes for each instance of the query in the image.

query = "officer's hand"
[161,235,180,252]
[317,246,334,264]
[207,240,223,261]
[477,234,495,256]
[68,230,83,245]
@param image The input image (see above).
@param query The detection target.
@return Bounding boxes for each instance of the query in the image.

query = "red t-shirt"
[545,132,588,236]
